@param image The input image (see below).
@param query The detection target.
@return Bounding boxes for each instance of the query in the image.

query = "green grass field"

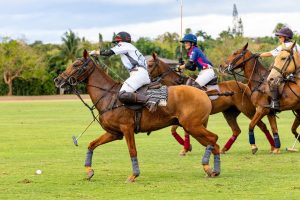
[0,100,299,200]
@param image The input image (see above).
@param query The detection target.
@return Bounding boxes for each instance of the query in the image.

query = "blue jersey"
[188,46,213,70]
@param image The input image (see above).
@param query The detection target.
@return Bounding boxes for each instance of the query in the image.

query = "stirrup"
[264,102,280,112]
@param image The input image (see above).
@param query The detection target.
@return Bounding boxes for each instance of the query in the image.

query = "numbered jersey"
[111,42,147,71]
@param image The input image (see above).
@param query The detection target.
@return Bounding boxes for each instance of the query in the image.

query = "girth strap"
[134,110,142,133]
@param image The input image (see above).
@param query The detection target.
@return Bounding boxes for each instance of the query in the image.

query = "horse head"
[54,50,96,88]
[219,43,255,74]
[271,42,300,77]
[147,53,186,85]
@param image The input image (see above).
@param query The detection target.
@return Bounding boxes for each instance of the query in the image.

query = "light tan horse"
[54,50,222,181]
[147,53,275,154]
[220,43,300,153]
[268,42,300,86]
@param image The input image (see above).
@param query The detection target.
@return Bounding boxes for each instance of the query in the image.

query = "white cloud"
[2,12,300,44]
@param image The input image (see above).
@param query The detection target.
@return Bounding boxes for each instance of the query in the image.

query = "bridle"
[222,49,264,93]
[57,57,96,87]
[55,56,123,120]
[271,49,298,75]
[148,58,186,85]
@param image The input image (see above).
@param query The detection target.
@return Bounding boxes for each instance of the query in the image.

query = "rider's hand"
[89,50,100,55]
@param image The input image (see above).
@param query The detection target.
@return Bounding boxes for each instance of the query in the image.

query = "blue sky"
[1,0,300,43]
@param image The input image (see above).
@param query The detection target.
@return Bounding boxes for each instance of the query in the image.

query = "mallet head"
[72,136,79,146]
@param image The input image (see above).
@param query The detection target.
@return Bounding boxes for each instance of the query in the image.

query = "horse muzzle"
[54,76,67,88]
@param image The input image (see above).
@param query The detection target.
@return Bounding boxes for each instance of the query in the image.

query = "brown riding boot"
[265,86,280,112]
[118,91,158,112]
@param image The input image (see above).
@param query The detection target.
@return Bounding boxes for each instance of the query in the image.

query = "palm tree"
[60,30,80,63]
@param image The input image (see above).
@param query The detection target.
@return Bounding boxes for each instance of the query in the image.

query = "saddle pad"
[206,84,220,100]
[146,85,168,106]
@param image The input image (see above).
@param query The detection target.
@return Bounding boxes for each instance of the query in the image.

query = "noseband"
[59,57,96,86]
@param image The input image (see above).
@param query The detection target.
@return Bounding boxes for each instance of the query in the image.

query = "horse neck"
[87,66,118,106]
[159,63,185,86]
[243,58,268,90]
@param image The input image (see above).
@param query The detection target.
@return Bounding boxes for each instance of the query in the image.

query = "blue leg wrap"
[131,157,140,176]
[84,149,93,167]
[202,145,214,165]
[249,129,255,144]
[273,133,281,148]
[213,154,221,173]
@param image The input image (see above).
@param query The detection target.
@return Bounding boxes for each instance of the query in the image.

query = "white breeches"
[120,67,151,92]
[195,67,216,86]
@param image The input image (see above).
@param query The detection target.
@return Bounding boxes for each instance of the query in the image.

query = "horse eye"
[281,57,286,61]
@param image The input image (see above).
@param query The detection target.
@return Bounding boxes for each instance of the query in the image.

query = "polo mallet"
[72,118,96,146]
[286,134,300,152]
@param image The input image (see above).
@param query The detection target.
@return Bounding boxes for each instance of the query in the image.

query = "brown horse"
[147,53,275,154]
[220,43,300,153]
[54,50,221,181]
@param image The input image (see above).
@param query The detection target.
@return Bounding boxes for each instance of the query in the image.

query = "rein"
[149,59,186,85]
[64,56,125,121]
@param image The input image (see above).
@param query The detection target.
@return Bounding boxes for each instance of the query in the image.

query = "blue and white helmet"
[180,34,197,44]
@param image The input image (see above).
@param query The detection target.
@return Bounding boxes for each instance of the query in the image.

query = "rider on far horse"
[173,33,216,156]
[259,27,300,111]
[178,33,216,88]
[90,31,157,110]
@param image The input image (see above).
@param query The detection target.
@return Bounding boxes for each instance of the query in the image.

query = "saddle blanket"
[146,85,168,106]
[206,84,220,101]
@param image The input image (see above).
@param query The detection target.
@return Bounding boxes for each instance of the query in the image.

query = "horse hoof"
[179,149,187,156]
[251,145,258,154]
[220,148,226,154]
[203,165,213,177]
[272,148,280,154]
[86,169,94,181]
[188,144,192,152]
[126,175,137,183]
[211,171,220,177]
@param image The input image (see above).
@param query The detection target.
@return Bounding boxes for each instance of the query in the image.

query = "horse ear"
[152,52,158,60]
[83,49,89,59]
[242,42,248,50]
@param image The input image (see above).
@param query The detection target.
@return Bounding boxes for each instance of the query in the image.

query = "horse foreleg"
[85,132,122,180]
[121,125,140,183]
[256,120,275,151]
[249,108,268,154]
[221,108,241,153]
[291,110,300,142]
[267,114,281,154]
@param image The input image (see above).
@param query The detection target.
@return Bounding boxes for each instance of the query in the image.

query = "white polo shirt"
[270,42,300,57]
[111,42,147,71]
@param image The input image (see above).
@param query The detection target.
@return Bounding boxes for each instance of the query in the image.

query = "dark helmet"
[275,27,293,39]
[112,31,131,43]
[180,34,197,44]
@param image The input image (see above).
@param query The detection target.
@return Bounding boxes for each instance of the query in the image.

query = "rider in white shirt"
[260,27,300,111]
[91,32,155,108]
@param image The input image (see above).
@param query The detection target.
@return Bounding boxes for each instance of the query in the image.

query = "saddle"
[123,81,168,133]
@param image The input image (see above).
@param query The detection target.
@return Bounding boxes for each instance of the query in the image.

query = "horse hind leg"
[291,110,300,142]
[221,107,241,153]
[85,132,123,180]
[185,125,221,177]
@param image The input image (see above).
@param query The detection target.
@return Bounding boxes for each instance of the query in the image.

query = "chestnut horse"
[147,53,274,154]
[220,43,300,153]
[54,50,221,181]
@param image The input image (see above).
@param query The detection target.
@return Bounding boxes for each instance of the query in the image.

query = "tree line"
[0,23,299,96]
